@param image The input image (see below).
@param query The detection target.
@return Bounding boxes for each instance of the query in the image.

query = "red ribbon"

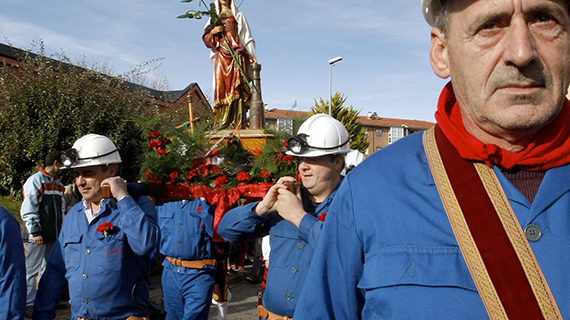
[160,182,274,242]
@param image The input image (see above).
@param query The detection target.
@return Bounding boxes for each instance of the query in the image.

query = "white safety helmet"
[342,149,365,176]
[61,134,122,169]
[422,0,443,27]
[285,113,352,158]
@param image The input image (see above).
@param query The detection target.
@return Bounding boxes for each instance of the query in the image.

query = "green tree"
[310,93,368,154]
[0,49,153,195]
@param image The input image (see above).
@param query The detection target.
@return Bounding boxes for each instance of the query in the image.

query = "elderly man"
[33,134,160,320]
[295,0,570,319]
[218,114,351,319]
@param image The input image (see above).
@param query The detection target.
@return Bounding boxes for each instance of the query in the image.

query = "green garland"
[140,126,298,188]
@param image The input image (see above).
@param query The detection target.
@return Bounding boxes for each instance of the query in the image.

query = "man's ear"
[335,155,345,172]
[430,27,451,79]
[106,164,118,177]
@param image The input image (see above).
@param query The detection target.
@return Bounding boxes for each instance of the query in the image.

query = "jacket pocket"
[62,233,83,272]
[94,231,127,272]
[359,246,477,291]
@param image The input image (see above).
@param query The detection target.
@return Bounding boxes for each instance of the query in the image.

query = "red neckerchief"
[435,82,570,170]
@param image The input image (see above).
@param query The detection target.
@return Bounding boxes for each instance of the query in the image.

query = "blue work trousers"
[162,265,216,320]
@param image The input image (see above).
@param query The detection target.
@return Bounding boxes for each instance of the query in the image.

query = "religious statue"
[202,0,257,130]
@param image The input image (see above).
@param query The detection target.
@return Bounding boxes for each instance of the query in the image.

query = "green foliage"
[251,130,298,181]
[140,126,297,188]
[178,1,221,26]
[0,49,150,195]
[0,196,22,224]
[311,92,369,154]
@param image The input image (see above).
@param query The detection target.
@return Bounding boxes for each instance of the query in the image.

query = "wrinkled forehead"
[424,0,570,26]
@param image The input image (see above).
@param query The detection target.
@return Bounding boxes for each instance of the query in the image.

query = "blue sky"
[1,0,449,122]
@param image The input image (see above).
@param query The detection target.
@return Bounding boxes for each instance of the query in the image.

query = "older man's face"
[432,0,570,139]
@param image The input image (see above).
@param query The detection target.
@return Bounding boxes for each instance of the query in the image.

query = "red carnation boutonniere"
[97,222,115,237]
[318,211,328,222]
[197,206,203,213]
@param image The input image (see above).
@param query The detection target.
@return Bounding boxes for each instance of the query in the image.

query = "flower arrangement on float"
[139,124,298,240]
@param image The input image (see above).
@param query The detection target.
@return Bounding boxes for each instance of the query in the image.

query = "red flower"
[296,170,302,181]
[260,169,272,179]
[169,170,179,183]
[162,137,172,145]
[149,139,162,149]
[97,222,114,237]
[145,169,159,182]
[283,139,289,148]
[211,165,222,174]
[281,155,294,164]
[236,171,251,181]
[186,168,199,181]
[214,175,229,188]
[156,147,167,155]
[318,211,328,221]
[197,206,202,213]
[148,131,161,139]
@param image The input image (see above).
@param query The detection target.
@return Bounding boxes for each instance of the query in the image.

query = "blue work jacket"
[33,195,160,320]
[157,199,215,265]
[218,188,336,318]
[294,132,570,319]
[0,206,26,319]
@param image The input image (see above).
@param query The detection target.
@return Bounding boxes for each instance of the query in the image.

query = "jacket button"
[82,274,88,280]
[291,267,297,274]
[178,224,183,228]
[177,241,182,245]
[286,293,291,300]
[524,224,542,242]
[298,243,304,249]
[83,298,88,304]
[85,249,90,255]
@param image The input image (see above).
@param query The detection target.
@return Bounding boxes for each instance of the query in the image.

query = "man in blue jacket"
[157,199,216,320]
[295,0,570,318]
[218,114,351,319]
[34,134,160,320]
[0,205,26,319]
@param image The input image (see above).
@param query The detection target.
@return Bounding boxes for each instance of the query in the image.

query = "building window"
[375,129,383,137]
[388,127,405,144]
[276,118,294,135]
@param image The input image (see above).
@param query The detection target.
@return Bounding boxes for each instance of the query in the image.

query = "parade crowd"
[3,0,570,319]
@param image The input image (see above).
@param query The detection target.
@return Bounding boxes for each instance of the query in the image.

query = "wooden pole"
[188,95,195,134]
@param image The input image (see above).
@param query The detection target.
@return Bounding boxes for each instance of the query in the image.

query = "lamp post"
[328,56,343,115]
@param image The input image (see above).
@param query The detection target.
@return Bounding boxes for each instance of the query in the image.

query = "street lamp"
[328,56,343,115]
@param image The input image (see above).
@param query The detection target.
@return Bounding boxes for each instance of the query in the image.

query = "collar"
[39,167,59,180]
[435,82,570,170]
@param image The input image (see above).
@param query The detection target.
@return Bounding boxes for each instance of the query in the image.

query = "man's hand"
[275,186,306,228]
[254,176,297,217]
[32,235,44,245]
[100,176,129,201]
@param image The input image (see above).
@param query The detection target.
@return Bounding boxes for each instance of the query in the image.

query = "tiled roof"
[0,43,200,103]
[264,109,434,129]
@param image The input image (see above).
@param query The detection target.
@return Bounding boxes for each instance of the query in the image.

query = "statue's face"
[219,0,231,8]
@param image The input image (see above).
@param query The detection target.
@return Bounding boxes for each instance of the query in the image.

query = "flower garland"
[140,128,298,241]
